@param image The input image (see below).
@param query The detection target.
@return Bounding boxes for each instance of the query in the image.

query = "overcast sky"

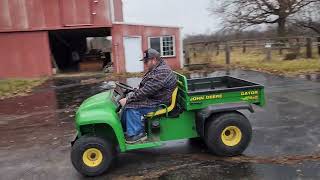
[122,0,221,36]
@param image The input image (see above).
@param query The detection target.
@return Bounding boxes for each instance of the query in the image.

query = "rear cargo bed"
[187,76,262,95]
[176,73,265,111]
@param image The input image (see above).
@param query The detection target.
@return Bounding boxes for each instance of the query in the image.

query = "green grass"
[211,48,320,76]
[0,78,47,99]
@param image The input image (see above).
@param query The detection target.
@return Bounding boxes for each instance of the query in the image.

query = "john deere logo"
[190,94,223,101]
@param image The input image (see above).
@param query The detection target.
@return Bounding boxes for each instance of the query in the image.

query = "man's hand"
[119,98,127,106]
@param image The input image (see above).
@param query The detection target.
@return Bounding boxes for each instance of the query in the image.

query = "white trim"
[147,37,151,51]
[160,37,163,56]
[113,21,182,29]
[179,29,184,68]
[124,35,143,39]
[147,35,176,58]
[109,0,115,22]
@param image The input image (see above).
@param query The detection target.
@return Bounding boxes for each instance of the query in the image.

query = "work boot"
[126,132,147,144]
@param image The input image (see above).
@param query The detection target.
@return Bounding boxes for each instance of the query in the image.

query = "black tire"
[205,112,252,156]
[71,136,114,176]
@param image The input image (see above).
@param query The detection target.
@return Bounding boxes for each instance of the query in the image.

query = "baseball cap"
[140,48,161,61]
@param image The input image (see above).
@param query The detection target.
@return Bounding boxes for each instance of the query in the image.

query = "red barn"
[0,0,182,78]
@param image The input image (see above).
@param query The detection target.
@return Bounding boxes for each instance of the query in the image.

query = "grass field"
[0,78,47,99]
[192,47,320,76]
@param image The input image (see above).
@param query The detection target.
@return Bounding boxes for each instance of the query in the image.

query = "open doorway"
[48,28,111,73]
[86,36,112,72]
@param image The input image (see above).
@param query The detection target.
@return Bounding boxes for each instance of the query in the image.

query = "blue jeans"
[121,107,155,137]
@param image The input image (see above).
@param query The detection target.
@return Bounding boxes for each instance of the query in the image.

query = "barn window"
[148,36,175,57]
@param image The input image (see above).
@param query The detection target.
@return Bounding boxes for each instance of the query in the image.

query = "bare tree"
[210,0,318,37]
[291,2,320,34]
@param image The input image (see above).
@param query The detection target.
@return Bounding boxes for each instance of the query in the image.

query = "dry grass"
[0,78,47,99]
[211,48,320,76]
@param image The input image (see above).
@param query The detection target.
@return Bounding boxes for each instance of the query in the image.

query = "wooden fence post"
[225,42,230,64]
[265,43,272,61]
[242,41,246,53]
[306,37,312,58]
[296,38,301,54]
[317,37,320,56]
[278,49,282,55]
[205,43,210,63]
[216,43,220,56]
[266,48,272,61]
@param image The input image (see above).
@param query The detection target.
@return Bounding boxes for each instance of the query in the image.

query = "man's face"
[144,57,156,71]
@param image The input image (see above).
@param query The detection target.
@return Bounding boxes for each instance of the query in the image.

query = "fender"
[75,110,126,152]
[195,102,254,137]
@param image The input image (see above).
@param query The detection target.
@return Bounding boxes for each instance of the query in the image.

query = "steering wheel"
[115,82,134,91]
[115,82,134,113]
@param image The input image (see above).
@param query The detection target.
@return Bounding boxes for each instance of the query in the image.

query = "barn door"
[60,0,92,26]
[123,37,143,73]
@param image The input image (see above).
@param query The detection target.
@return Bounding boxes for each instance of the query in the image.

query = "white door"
[123,37,143,72]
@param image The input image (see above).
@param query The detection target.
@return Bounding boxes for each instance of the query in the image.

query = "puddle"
[298,74,320,82]
[158,161,315,180]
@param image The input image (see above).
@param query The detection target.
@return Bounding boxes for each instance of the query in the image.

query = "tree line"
[185,0,320,43]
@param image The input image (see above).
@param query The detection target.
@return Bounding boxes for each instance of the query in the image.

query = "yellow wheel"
[71,136,114,176]
[82,148,103,167]
[221,126,242,146]
[205,112,252,156]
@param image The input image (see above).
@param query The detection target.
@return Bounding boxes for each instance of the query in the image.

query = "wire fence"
[184,36,320,65]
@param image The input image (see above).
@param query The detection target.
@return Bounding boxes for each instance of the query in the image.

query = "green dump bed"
[176,72,265,111]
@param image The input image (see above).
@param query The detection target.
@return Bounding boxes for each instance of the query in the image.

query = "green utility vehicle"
[71,72,265,176]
